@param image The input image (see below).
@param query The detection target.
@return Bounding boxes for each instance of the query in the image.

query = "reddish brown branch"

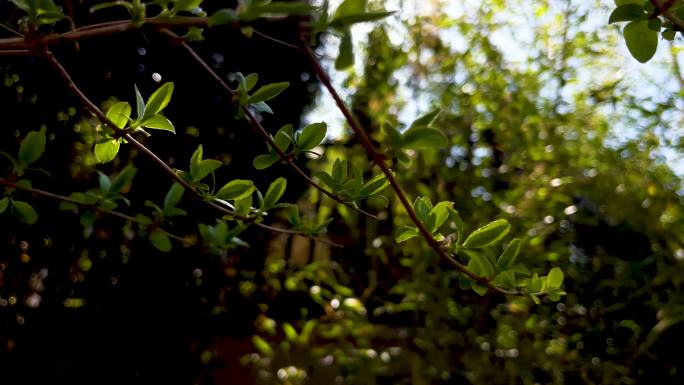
[299,42,520,296]
[158,29,378,220]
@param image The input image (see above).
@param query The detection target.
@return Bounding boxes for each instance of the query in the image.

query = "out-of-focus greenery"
[246,1,684,384]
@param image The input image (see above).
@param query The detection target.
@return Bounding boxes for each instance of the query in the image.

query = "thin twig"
[252,29,301,50]
[299,40,521,296]
[158,29,378,220]
[649,0,684,32]
[40,47,340,247]
[0,177,191,245]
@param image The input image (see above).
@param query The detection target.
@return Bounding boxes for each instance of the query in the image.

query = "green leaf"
[252,335,274,357]
[11,200,38,224]
[383,123,402,147]
[163,183,184,212]
[335,30,354,70]
[176,0,202,12]
[98,171,112,193]
[427,201,453,233]
[253,154,278,170]
[410,108,440,128]
[144,82,174,120]
[190,145,222,181]
[330,11,394,29]
[401,126,448,150]
[413,196,432,224]
[608,4,645,24]
[216,180,255,200]
[18,128,46,167]
[333,0,367,19]
[274,124,294,152]
[528,273,542,294]
[296,122,327,151]
[447,207,465,244]
[395,226,419,243]
[497,238,521,269]
[109,165,137,194]
[149,229,172,252]
[314,171,336,190]
[134,85,146,121]
[105,101,132,131]
[248,82,290,104]
[208,9,239,26]
[0,197,9,214]
[94,139,121,163]
[282,322,299,341]
[245,73,259,92]
[623,19,658,63]
[546,267,564,290]
[263,177,287,210]
[359,174,389,197]
[142,115,176,133]
[462,219,510,248]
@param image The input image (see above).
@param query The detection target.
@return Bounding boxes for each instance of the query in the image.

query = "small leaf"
[144,82,174,120]
[105,101,131,130]
[395,226,419,243]
[608,4,644,24]
[274,124,294,152]
[0,197,9,214]
[359,174,389,197]
[18,128,46,167]
[109,165,137,194]
[11,200,38,224]
[296,122,327,151]
[428,201,453,233]
[527,273,542,293]
[134,85,146,121]
[216,180,255,200]
[252,335,274,357]
[94,139,121,163]
[335,30,354,70]
[497,238,521,269]
[333,0,367,19]
[142,115,175,133]
[98,171,112,193]
[546,267,564,290]
[447,207,465,244]
[330,11,394,29]
[149,229,172,252]
[253,154,278,170]
[413,196,432,224]
[462,219,510,248]
[245,73,259,91]
[208,9,239,26]
[383,123,402,147]
[248,82,290,104]
[401,126,448,150]
[263,177,287,210]
[409,108,440,128]
[314,171,336,190]
[163,183,184,212]
[623,19,658,63]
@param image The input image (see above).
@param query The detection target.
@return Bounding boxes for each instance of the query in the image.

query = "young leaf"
[144,82,174,120]
[248,82,290,104]
[608,4,644,24]
[274,124,294,152]
[428,201,453,233]
[0,197,9,214]
[163,183,184,212]
[296,122,327,151]
[94,139,121,163]
[623,19,658,63]
[18,128,46,167]
[413,196,432,224]
[401,126,448,150]
[395,226,419,243]
[142,115,175,133]
[313,171,336,190]
[98,171,112,193]
[333,0,367,19]
[263,177,287,210]
[253,154,278,170]
[190,145,222,181]
[11,200,38,224]
[335,30,354,70]
[149,229,172,252]
[216,180,255,201]
[105,101,132,130]
[134,85,146,121]
[109,165,137,194]
[462,219,510,248]
[208,9,239,26]
[359,174,388,197]
[245,73,259,91]
[383,123,402,147]
[546,267,564,290]
[409,108,440,128]
[447,207,465,244]
[497,238,521,269]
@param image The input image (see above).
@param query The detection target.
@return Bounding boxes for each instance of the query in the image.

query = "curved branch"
[299,41,521,296]
[0,177,192,245]
[158,29,378,220]
[40,48,340,247]
[650,0,684,31]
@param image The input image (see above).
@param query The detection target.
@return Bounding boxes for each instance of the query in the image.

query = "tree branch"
[299,41,521,296]
[0,177,192,246]
[40,47,340,247]
[158,29,378,220]
[649,0,684,31]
